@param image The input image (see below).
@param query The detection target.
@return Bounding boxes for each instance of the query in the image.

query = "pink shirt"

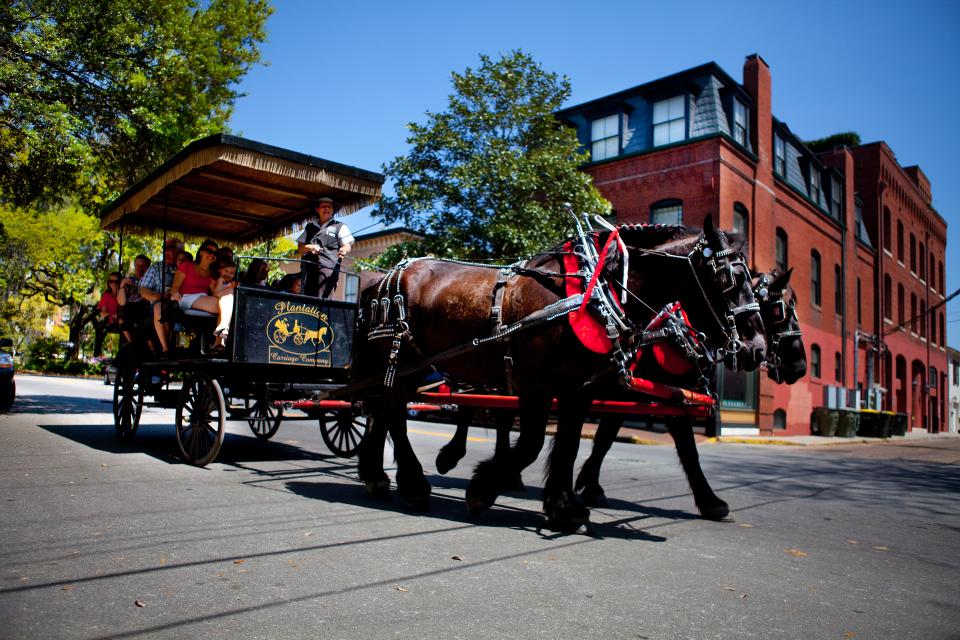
[177,262,213,295]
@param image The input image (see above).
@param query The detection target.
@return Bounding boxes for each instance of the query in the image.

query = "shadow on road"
[7,394,112,415]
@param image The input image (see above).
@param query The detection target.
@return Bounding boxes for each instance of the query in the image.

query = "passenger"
[274,273,302,295]
[241,258,270,288]
[176,250,193,266]
[139,238,184,355]
[117,255,151,343]
[168,240,219,316]
[98,272,122,328]
[297,196,353,298]
[210,258,239,353]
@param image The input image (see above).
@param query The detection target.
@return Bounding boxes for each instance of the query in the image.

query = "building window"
[774,135,786,175]
[810,344,821,378]
[809,168,821,205]
[650,199,683,226]
[897,220,904,262]
[910,233,916,273]
[775,228,788,272]
[910,293,917,332]
[920,301,927,339]
[652,96,686,146]
[856,278,862,325]
[343,273,360,303]
[883,207,891,251]
[733,203,748,236]
[834,264,842,315]
[953,359,959,385]
[939,260,944,293]
[919,244,926,280]
[732,99,748,146]
[883,275,892,320]
[590,114,620,161]
[897,283,905,325]
[717,368,757,409]
[930,254,936,291]
[941,312,946,347]
[773,409,787,430]
[830,177,843,219]
[835,352,842,383]
[931,307,936,346]
[810,250,821,307]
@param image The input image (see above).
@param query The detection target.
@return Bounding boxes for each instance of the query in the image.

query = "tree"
[805,132,862,154]
[0,0,272,209]
[375,50,609,261]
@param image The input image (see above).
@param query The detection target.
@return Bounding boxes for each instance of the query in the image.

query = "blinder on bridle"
[754,273,801,369]
[692,241,760,363]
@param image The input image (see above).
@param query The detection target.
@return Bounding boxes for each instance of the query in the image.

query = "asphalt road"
[1,375,959,639]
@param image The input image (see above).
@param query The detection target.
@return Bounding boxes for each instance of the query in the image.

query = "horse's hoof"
[576,485,608,508]
[435,447,464,475]
[698,500,730,521]
[545,514,595,535]
[364,479,391,500]
[400,492,430,512]
[465,483,496,516]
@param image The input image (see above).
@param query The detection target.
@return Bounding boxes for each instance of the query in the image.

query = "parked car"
[0,338,16,411]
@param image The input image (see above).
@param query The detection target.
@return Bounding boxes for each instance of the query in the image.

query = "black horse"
[572,267,807,519]
[354,216,766,532]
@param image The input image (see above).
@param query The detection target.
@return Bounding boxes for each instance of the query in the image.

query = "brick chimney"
[743,54,772,175]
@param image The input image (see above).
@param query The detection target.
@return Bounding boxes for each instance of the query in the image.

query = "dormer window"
[809,168,821,205]
[732,99,748,146]
[773,135,786,176]
[652,96,686,146]
[590,114,620,161]
[830,176,843,219]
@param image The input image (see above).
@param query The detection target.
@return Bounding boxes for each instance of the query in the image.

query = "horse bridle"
[753,274,801,369]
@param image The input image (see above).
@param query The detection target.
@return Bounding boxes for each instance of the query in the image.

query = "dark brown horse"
[353,216,766,531]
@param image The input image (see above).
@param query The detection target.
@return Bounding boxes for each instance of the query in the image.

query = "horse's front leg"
[466,393,548,515]
[357,397,391,500]
[543,390,592,532]
[386,390,432,511]
[575,415,622,507]
[436,406,476,475]
[667,418,729,520]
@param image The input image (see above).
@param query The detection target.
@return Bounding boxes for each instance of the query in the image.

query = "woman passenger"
[241,258,270,288]
[169,241,219,317]
[98,272,122,328]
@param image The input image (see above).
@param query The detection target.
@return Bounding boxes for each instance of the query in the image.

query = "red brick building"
[556,55,948,435]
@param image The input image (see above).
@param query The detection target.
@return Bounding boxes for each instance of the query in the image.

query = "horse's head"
[754,268,806,384]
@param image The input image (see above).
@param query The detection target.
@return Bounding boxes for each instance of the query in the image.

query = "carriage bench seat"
[171,308,218,354]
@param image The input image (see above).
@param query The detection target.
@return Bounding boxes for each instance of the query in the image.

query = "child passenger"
[211,258,238,354]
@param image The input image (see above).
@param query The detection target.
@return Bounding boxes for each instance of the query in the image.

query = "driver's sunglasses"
[108,279,119,284]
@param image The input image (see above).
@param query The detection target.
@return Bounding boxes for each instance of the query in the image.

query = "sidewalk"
[566,421,960,447]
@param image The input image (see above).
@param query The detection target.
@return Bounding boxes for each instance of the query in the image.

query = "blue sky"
[229,0,960,345]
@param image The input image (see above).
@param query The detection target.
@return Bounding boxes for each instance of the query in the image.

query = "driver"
[296,197,354,298]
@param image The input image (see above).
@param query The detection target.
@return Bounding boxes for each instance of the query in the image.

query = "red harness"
[633,302,697,376]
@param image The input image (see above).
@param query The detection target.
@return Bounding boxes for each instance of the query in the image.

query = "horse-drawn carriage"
[103,134,804,531]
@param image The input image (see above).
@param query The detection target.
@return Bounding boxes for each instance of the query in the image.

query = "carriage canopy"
[99,134,384,245]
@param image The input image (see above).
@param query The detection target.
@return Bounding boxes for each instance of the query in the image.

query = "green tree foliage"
[375,50,609,261]
[1,0,272,209]
[805,132,862,154]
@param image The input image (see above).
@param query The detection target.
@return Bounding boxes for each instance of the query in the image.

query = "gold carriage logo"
[265,300,333,367]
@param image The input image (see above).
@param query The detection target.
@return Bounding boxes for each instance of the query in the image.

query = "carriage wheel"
[293,333,305,346]
[245,385,283,440]
[272,329,287,344]
[175,374,226,466]
[112,349,144,440]
[320,409,367,458]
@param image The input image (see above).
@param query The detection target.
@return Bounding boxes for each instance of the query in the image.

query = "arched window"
[919,244,926,280]
[883,274,892,320]
[940,311,946,347]
[910,293,917,333]
[910,233,916,273]
[834,264,842,315]
[810,344,821,379]
[939,260,945,293]
[920,301,927,338]
[810,250,822,306]
[883,207,891,251]
[650,199,683,226]
[897,283,905,325]
[775,228,788,273]
[930,254,936,291]
[897,220,904,261]
[773,409,787,430]
[834,352,842,383]
[733,203,749,236]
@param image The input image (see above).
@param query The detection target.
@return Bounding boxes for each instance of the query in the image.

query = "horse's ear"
[772,267,793,289]
[702,214,723,247]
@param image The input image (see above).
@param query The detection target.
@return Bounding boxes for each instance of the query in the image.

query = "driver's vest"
[304,220,344,253]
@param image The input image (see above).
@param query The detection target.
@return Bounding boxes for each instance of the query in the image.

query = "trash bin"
[813,406,838,437]
[858,410,880,437]
[877,411,895,438]
[835,409,861,437]
[891,412,908,436]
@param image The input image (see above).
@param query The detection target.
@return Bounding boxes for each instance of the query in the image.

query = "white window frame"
[732,99,748,146]
[774,135,786,175]
[652,96,686,146]
[810,167,821,204]
[590,114,620,161]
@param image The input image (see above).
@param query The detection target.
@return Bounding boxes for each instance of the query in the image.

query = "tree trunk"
[66,304,94,361]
